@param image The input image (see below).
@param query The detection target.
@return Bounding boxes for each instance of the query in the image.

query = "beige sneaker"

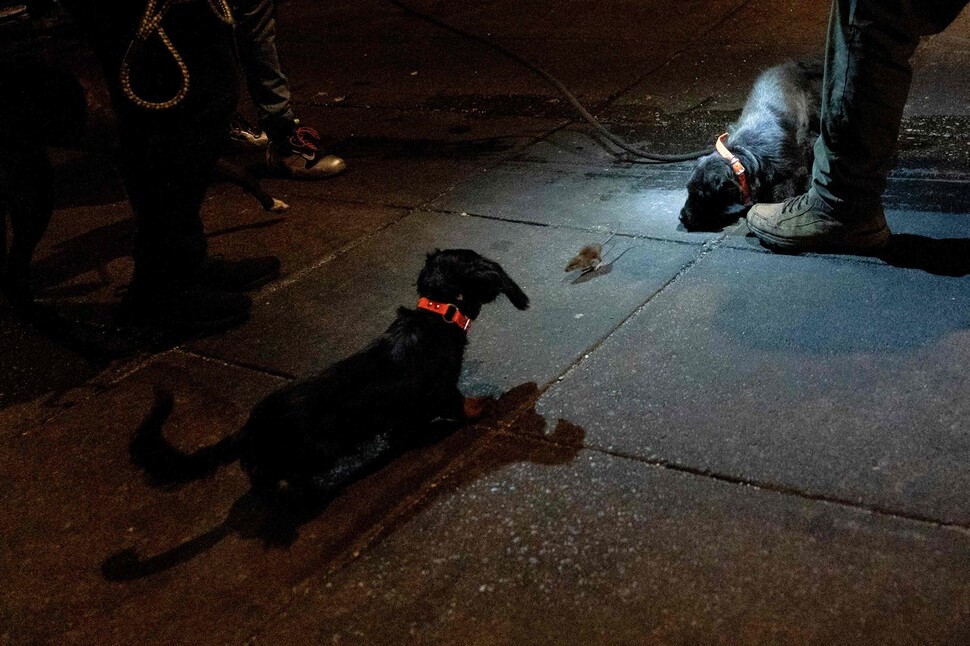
[228,115,270,150]
[267,125,346,179]
[746,191,890,254]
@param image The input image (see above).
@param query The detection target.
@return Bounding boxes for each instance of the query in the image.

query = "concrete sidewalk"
[2,1,970,643]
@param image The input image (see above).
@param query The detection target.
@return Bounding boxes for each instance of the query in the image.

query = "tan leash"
[120,0,234,111]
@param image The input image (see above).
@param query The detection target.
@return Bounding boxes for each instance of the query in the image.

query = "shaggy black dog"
[679,60,823,231]
[131,249,530,502]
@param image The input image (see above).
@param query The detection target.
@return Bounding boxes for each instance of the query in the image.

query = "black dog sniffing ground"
[679,60,823,231]
[130,249,529,504]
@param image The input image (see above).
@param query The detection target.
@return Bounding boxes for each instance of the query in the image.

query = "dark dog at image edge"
[679,60,823,231]
[131,249,530,502]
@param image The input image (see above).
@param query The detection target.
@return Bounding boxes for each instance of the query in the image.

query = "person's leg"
[61,0,230,283]
[231,0,346,178]
[814,0,967,210]
[60,0,279,331]
[232,0,295,138]
[747,0,968,253]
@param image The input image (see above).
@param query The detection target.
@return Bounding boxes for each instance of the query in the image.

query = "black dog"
[679,60,823,231]
[131,249,530,502]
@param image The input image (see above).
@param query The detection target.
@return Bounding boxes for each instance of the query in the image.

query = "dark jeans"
[60,0,238,287]
[232,0,295,140]
[812,0,969,213]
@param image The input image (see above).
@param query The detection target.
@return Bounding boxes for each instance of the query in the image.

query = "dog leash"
[416,298,472,332]
[389,0,715,163]
[715,132,752,205]
[120,0,234,110]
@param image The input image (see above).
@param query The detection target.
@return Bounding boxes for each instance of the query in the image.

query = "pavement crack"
[256,215,408,296]
[541,231,725,388]
[173,349,296,381]
[583,442,970,535]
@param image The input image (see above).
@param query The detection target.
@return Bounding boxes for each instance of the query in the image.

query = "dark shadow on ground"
[30,219,132,291]
[0,302,106,410]
[875,234,970,277]
[50,151,126,209]
[100,382,585,582]
[0,297,234,410]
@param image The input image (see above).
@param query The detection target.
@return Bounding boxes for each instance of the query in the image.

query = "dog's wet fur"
[680,60,823,231]
[131,249,529,503]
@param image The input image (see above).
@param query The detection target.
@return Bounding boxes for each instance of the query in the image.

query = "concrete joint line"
[174,348,296,382]
[588,443,970,536]
[544,233,726,388]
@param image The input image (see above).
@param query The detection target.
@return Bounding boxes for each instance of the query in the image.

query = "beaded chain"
[120,0,234,110]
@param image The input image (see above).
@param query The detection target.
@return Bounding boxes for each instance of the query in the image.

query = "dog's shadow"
[100,382,585,582]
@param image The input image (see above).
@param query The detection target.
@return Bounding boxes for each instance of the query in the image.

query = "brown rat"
[564,233,615,273]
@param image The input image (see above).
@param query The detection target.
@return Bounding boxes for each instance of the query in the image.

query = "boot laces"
[781,193,812,214]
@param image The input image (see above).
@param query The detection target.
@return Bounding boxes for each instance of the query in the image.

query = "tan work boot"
[746,190,890,254]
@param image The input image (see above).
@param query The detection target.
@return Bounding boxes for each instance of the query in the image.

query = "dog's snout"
[679,206,699,229]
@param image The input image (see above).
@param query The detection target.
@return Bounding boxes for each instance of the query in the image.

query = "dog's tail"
[130,387,242,485]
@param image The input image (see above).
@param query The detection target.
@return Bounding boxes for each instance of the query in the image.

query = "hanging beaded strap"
[120,0,234,110]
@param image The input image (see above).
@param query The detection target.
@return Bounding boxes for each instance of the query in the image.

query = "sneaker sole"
[749,222,890,255]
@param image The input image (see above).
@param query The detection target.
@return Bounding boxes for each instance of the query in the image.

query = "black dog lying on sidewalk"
[131,249,530,503]
[679,60,823,231]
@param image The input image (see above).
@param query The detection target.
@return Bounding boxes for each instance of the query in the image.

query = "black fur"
[679,60,823,231]
[131,249,530,501]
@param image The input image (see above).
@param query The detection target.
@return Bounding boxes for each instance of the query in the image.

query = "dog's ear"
[417,249,445,296]
[500,271,530,310]
[494,267,530,310]
[470,256,530,310]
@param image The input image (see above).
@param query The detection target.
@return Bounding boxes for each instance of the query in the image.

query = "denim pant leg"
[812,0,969,213]
[233,0,296,138]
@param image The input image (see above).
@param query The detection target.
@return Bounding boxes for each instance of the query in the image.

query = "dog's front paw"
[463,396,497,421]
[269,198,290,213]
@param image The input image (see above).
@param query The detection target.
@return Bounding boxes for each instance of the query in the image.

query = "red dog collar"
[715,132,752,205]
[416,297,472,332]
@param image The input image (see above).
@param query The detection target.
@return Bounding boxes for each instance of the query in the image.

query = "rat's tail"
[130,387,243,485]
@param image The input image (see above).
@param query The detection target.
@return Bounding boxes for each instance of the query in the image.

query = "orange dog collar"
[416,297,472,332]
[715,132,752,205]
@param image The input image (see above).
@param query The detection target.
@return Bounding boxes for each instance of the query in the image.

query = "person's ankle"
[263,115,300,144]
[808,187,883,223]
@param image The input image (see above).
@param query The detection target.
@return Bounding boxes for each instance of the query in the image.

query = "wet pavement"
[3,0,970,643]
